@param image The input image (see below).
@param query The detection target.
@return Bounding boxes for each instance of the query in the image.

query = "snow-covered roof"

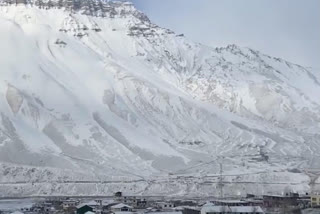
[155,201,174,204]
[75,199,112,208]
[85,212,95,214]
[175,206,200,211]
[10,211,24,214]
[113,212,134,214]
[201,204,264,213]
[230,206,264,213]
[212,200,247,203]
[146,212,182,214]
[76,203,95,209]
[101,200,116,206]
[111,203,133,209]
[87,200,101,206]
[202,202,214,207]
[173,207,184,211]
[201,205,231,213]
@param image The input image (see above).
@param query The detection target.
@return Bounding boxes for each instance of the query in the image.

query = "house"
[135,198,148,208]
[63,199,79,209]
[41,202,56,214]
[110,203,133,212]
[102,202,119,212]
[113,192,149,208]
[311,194,320,207]
[154,202,175,210]
[122,196,147,207]
[77,204,94,214]
[263,194,298,208]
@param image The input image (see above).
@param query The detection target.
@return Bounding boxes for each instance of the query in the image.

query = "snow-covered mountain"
[0,0,319,197]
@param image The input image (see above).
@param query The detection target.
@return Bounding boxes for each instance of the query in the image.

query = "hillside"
[0,0,319,197]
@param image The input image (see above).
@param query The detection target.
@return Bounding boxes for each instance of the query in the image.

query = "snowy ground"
[0,198,38,212]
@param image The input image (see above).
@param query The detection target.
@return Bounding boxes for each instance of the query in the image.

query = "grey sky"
[131,0,320,68]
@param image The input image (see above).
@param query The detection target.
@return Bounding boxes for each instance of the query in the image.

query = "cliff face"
[0,1,319,196]
[1,0,150,20]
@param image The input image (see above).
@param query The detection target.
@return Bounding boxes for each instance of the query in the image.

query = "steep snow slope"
[0,1,319,196]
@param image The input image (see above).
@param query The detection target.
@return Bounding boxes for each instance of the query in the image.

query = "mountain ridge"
[0,1,319,197]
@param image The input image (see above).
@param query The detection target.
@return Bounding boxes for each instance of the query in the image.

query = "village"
[1,190,320,214]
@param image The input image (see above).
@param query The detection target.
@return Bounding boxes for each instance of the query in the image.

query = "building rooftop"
[114,212,134,214]
[201,205,231,213]
[10,212,24,214]
[146,212,183,214]
[230,206,264,213]
[111,203,133,209]
[201,204,264,213]
[212,200,248,204]
[76,203,95,209]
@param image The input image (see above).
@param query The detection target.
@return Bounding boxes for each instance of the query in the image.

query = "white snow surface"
[0,1,319,197]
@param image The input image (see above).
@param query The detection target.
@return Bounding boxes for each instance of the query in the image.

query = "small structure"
[115,192,123,197]
[311,194,320,207]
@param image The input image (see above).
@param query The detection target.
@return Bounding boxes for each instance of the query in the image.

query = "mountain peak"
[0,0,150,22]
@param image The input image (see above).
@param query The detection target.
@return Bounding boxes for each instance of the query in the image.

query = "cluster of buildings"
[200,192,320,213]
[2,191,320,214]
[3,192,195,214]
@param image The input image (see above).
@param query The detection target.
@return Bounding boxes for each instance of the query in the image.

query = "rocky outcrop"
[6,84,23,114]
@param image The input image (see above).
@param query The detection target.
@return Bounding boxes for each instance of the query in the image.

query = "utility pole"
[217,157,224,199]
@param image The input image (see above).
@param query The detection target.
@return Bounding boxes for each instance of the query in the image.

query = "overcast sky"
[130,0,320,68]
